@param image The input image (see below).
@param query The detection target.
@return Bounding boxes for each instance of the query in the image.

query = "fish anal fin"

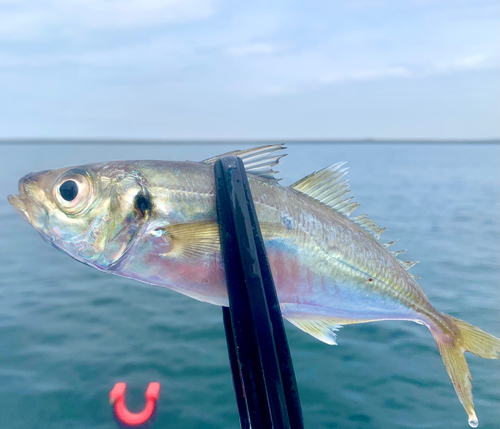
[286,318,342,345]
[202,144,286,183]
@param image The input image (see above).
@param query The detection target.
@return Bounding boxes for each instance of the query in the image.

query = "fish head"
[8,162,152,271]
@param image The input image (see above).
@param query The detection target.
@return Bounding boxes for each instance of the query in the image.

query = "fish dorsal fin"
[286,318,342,345]
[291,163,359,216]
[291,163,378,226]
[291,163,420,275]
[202,144,286,183]
[351,214,386,239]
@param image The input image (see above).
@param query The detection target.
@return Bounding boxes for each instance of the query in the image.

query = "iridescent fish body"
[8,145,499,427]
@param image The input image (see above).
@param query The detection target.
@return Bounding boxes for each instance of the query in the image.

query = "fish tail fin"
[431,314,500,428]
[448,315,500,359]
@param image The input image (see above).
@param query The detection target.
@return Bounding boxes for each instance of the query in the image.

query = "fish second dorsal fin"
[291,163,419,274]
[202,144,286,183]
[286,318,342,345]
[290,163,359,217]
[351,214,386,239]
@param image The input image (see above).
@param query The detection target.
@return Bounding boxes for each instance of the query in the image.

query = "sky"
[0,0,498,140]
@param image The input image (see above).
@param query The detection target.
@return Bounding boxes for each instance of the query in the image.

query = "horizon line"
[0,138,499,145]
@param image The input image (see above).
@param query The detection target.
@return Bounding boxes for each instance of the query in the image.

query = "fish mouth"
[8,177,33,224]
[8,193,30,223]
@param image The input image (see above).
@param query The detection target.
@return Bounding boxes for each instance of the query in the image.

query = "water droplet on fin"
[468,415,479,428]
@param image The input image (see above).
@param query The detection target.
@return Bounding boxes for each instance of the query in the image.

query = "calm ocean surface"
[0,142,498,429]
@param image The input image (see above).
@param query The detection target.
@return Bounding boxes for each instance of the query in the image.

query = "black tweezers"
[215,156,305,429]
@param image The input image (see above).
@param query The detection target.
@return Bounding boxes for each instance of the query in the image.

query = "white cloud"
[0,0,216,39]
[225,42,281,56]
[319,55,495,85]
[255,53,497,97]
[0,35,194,72]
[322,66,412,84]
[433,54,490,73]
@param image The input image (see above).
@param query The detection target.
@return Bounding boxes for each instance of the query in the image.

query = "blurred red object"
[110,382,160,426]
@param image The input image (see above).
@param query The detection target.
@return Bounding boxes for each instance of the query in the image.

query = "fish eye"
[59,180,78,201]
[54,171,93,214]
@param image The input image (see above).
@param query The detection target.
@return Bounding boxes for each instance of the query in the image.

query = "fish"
[8,144,499,427]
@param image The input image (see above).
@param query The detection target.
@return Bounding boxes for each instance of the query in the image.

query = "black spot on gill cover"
[134,193,152,216]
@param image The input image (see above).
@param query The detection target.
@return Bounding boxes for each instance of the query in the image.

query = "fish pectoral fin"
[160,221,221,260]
[286,318,343,345]
[201,144,286,183]
[159,220,279,261]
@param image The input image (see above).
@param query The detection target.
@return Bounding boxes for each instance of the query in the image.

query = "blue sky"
[0,0,498,139]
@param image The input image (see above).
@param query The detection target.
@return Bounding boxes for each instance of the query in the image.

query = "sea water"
[0,142,498,429]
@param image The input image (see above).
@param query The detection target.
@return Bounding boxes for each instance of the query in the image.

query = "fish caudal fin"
[448,316,500,359]
[432,315,500,428]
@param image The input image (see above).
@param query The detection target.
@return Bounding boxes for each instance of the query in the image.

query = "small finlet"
[391,249,407,256]
[399,260,419,270]
[383,240,399,248]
